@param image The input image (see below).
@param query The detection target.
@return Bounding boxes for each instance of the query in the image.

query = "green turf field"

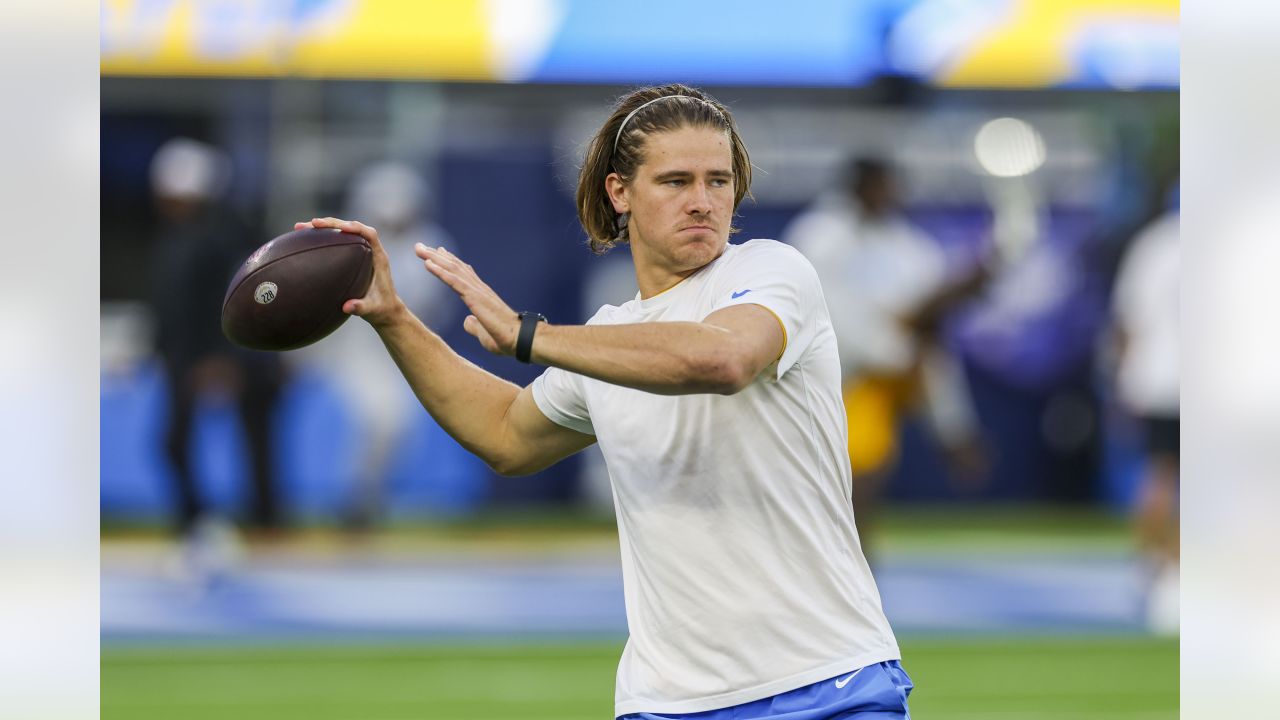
[102,635,1177,719]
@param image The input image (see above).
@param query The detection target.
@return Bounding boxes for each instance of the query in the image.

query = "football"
[221,227,374,351]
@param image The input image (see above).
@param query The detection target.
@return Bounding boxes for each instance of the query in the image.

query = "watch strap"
[515,311,546,363]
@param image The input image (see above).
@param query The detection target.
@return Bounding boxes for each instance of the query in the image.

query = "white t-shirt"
[532,240,900,717]
[1113,211,1180,416]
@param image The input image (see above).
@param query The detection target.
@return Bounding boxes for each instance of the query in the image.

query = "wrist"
[527,321,555,364]
[368,299,412,332]
[515,311,548,363]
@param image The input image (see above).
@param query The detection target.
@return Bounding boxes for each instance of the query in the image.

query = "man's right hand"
[294,217,407,329]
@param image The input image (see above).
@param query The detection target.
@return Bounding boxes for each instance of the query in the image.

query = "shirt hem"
[612,645,902,718]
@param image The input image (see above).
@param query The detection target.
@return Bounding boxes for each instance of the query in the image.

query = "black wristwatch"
[515,311,547,363]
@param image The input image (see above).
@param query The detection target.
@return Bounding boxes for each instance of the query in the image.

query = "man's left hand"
[416,244,520,356]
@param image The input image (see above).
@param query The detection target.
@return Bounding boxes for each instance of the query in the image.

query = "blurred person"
[147,137,285,569]
[783,158,987,559]
[293,161,456,528]
[1111,197,1179,634]
[298,84,911,719]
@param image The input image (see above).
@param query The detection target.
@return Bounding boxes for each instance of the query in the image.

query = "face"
[856,173,896,217]
[606,125,735,288]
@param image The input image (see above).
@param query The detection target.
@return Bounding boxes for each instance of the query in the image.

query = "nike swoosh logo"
[731,289,752,299]
[834,668,864,688]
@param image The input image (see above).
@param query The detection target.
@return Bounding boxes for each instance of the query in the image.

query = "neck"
[634,261,701,300]
[629,234,728,299]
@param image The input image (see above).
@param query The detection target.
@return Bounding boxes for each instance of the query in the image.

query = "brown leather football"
[221,227,373,351]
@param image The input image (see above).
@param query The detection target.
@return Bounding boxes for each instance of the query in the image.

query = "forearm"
[906,269,986,333]
[530,321,749,395]
[411,244,778,396]
[372,305,522,464]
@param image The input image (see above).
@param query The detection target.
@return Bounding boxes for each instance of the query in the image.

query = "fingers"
[418,244,488,291]
[436,246,473,275]
[413,244,516,355]
[417,243,456,265]
[420,253,465,293]
[418,245,473,291]
[417,243,455,267]
[304,217,383,251]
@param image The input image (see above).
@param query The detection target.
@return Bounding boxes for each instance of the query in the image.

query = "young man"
[299,84,911,719]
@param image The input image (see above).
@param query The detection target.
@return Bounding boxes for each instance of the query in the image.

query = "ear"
[605,172,630,214]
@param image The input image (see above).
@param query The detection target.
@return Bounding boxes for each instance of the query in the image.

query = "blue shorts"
[618,661,913,720]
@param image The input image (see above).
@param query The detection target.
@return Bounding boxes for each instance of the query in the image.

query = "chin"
[679,236,726,268]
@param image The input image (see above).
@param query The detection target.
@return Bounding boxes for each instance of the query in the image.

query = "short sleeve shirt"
[532,240,901,716]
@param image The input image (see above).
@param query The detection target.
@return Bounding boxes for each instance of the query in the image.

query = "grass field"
[102,635,1177,719]
[103,507,1174,717]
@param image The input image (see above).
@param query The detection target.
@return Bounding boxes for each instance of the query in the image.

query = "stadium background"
[100,1,1179,718]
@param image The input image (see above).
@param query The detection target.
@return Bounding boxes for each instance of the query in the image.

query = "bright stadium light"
[974,117,1046,177]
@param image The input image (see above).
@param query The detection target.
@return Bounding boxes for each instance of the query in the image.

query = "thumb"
[465,316,503,355]
[343,299,361,316]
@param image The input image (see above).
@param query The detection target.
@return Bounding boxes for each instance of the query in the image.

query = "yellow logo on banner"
[940,0,1179,88]
[101,0,497,80]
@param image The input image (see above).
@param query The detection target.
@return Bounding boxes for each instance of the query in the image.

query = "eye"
[710,178,730,188]
[664,178,686,187]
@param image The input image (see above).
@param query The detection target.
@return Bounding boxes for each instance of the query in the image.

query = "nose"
[686,181,713,215]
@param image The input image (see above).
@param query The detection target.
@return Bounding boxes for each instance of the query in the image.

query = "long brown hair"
[575,84,753,254]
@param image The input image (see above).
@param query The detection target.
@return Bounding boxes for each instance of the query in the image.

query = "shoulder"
[708,240,825,309]
[727,238,809,261]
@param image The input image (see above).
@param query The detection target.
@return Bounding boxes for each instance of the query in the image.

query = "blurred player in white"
[294,161,456,527]
[785,158,986,558]
[1111,195,1180,635]
[299,84,910,719]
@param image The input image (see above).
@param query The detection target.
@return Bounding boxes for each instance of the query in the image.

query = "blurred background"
[100,1,1179,718]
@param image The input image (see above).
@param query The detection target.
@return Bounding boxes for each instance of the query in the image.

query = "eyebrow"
[652,169,735,181]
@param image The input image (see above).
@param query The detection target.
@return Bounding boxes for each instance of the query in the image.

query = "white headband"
[611,95,720,154]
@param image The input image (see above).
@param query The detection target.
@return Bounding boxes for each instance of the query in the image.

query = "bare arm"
[530,307,784,395]
[418,245,785,396]
[371,306,596,475]
[301,218,594,476]
[903,263,989,336]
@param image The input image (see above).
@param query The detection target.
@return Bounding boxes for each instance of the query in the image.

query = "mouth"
[680,225,716,233]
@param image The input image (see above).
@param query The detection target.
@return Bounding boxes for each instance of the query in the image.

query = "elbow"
[719,362,754,395]
[688,351,753,395]
[486,407,538,477]
[488,443,554,478]
[487,453,534,478]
